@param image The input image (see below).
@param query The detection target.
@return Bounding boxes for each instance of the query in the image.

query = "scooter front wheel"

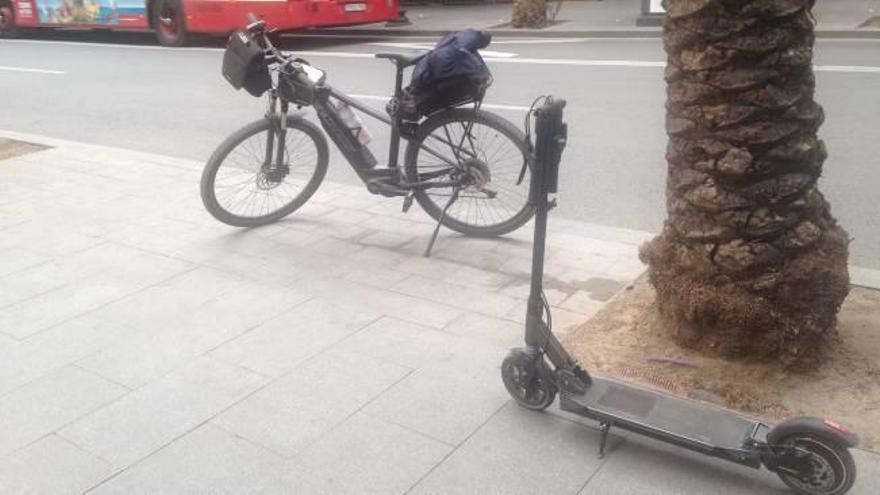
[775,434,856,495]
[501,352,557,411]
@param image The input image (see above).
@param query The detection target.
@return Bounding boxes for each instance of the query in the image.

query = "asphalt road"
[1,32,878,269]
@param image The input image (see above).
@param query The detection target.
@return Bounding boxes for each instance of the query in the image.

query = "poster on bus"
[35,0,144,26]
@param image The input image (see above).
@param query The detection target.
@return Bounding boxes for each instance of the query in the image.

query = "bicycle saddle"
[375,53,423,68]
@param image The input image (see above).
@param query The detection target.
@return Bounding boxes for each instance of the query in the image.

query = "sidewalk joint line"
[402,399,512,495]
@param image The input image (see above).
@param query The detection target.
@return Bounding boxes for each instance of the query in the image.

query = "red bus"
[1,0,399,46]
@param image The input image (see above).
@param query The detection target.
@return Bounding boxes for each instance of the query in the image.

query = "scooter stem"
[523,98,587,384]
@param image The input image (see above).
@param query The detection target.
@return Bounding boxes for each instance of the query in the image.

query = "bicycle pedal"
[402,193,414,213]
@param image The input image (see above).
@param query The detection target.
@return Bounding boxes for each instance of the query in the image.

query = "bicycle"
[200,16,534,254]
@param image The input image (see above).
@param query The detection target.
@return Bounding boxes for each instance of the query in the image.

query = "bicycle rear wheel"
[404,109,534,237]
[201,117,328,227]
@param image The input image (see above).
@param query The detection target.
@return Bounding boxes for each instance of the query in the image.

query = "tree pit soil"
[563,276,880,451]
[0,138,49,161]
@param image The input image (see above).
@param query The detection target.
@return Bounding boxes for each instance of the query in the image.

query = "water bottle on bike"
[332,99,378,168]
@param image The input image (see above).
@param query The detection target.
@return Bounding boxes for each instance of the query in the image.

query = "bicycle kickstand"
[424,187,460,258]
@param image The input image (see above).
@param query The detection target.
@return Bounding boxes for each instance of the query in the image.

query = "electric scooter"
[501,97,859,495]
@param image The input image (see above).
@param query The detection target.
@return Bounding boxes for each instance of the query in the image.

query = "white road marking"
[4,39,880,73]
[474,50,522,58]
[347,93,530,112]
[285,33,880,43]
[488,38,591,45]
[369,41,518,58]
[296,50,374,58]
[0,38,221,52]
[284,33,593,44]
[488,57,666,67]
[0,65,65,74]
[814,64,880,73]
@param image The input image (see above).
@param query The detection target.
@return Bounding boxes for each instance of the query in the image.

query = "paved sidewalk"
[316,0,880,38]
[0,130,878,494]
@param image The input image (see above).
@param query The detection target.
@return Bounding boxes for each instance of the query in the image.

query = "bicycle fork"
[263,95,289,173]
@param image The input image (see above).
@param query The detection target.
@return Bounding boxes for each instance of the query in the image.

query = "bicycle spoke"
[212,126,321,220]
[413,116,529,230]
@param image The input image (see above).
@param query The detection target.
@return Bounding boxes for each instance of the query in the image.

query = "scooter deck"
[561,376,759,450]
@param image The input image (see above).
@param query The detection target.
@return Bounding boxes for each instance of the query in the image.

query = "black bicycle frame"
[314,86,469,189]
[263,60,486,194]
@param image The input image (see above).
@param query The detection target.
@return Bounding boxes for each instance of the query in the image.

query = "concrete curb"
[306,27,880,40]
[850,266,880,291]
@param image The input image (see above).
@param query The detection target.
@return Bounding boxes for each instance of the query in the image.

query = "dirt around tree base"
[563,277,880,451]
[0,138,49,161]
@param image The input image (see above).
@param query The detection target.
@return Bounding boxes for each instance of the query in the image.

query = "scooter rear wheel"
[501,353,557,411]
[775,434,856,495]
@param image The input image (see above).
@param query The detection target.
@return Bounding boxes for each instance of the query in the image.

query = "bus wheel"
[153,0,189,47]
[0,2,17,38]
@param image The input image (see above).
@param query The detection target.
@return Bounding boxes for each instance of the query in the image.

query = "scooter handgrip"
[533,98,567,197]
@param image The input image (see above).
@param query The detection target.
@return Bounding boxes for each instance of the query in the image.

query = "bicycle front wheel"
[404,109,534,237]
[201,117,329,228]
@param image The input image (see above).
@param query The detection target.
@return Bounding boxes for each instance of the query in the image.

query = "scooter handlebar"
[531,97,567,201]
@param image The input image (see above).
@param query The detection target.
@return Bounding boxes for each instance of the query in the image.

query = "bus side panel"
[12,0,40,27]
[183,0,398,35]
[183,0,311,34]
[307,0,398,27]
[16,0,149,29]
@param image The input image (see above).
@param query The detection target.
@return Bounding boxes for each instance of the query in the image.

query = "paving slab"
[0,314,139,396]
[214,349,410,457]
[409,402,611,495]
[58,358,265,468]
[286,412,451,495]
[441,311,522,348]
[89,425,293,494]
[210,297,382,377]
[3,131,878,493]
[78,282,310,388]
[0,435,114,495]
[391,274,521,319]
[335,316,460,370]
[0,250,192,339]
[364,361,510,446]
[0,366,127,457]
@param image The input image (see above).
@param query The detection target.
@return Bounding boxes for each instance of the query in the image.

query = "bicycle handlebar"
[241,14,285,63]
[245,13,263,30]
[241,15,319,87]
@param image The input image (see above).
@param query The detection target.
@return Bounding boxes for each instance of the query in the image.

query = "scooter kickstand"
[598,422,612,459]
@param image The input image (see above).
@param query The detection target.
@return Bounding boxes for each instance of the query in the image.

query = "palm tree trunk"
[640,0,850,369]
[512,0,547,28]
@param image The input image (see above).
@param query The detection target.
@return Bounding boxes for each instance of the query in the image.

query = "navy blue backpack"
[402,29,493,119]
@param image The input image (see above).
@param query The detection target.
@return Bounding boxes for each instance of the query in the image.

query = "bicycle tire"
[153,0,189,47]
[0,1,17,39]
[404,109,534,237]
[201,116,329,228]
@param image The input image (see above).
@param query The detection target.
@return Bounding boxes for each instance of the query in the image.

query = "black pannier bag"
[222,31,271,97]
[397,29,493,121]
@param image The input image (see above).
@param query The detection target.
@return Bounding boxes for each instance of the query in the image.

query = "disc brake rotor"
[256,168,288,190]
